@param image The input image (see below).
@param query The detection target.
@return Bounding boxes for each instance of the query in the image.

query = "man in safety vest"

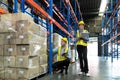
[76,21,90,76]
[52,37,70,74]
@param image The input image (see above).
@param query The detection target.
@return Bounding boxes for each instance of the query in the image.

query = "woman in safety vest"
[52,37,70,74]
[76,21,90,76]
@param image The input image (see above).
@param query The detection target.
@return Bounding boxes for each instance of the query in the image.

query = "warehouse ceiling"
[72,0,102,20]
[54,0,102,19]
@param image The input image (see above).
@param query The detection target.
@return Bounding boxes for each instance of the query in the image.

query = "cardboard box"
[0,22,8,33]
[40,64,48,74]
[18,33,43,44]
[39,54,48,65]
[28,21,40,36]
[16,33,41,44]
[17,44,41,56]
[16,56,39,68]
[4,45,16,56]
[4,56,15,67]
[15,33,29,44]
[0,68,4,79]
[15,20,29,34]
[0,21,16,33]
[0,56,3,68]
[17,45,29,56]
[4,68,16,80]
[16,66,39,79]
[30,44,41,56]
[0,45,3,56]
[4,33,16,44]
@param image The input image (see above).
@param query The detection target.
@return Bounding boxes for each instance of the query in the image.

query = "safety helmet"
[78,21,85,25]
[61,37,68,43]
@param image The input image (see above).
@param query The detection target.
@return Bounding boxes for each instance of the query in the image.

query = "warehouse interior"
[0,0,120,80]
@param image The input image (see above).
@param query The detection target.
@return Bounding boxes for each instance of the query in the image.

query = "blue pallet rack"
[0,0,83,74]
[101,0,120,62]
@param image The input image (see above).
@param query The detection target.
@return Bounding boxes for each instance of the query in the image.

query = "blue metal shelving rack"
[101,0,120,62]
[0,0,83,74]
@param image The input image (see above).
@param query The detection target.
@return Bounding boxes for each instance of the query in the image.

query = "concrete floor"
[39,56,120,80]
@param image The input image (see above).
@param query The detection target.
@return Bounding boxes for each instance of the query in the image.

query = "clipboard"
[75,32,89,43]
[81,32,89,38]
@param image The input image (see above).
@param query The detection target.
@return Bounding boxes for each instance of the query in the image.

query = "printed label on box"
[6,58,11,62]
[18,70,24,74]
[8,70,13,74]
[6,35,11,39]
[20,24,25,27]
[19,35,24,39]
[18,58,24,62]
[21,47,26,51]
[8,48,13,52]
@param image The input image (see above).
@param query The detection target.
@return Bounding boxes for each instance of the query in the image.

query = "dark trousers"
[53,58,70,74]
[77,45,89,73]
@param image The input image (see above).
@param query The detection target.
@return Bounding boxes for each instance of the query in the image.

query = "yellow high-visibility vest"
[76,30,88,46]
[57,46,68,61]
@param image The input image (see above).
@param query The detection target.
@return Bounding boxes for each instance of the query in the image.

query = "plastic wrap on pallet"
[39,64,48,74]
[39,54,48,65]
[0,13,48,79]
[53,33,62,48]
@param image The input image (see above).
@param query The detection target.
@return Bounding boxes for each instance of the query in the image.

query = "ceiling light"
[99,0,108,16]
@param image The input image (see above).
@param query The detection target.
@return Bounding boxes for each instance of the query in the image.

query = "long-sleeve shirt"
[53,47,71,59]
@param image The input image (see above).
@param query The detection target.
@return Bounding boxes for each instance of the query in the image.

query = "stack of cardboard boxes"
[0,13,48,80]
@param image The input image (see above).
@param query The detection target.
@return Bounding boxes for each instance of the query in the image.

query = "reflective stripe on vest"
[57,46,68,61]
[76,30,88,46]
